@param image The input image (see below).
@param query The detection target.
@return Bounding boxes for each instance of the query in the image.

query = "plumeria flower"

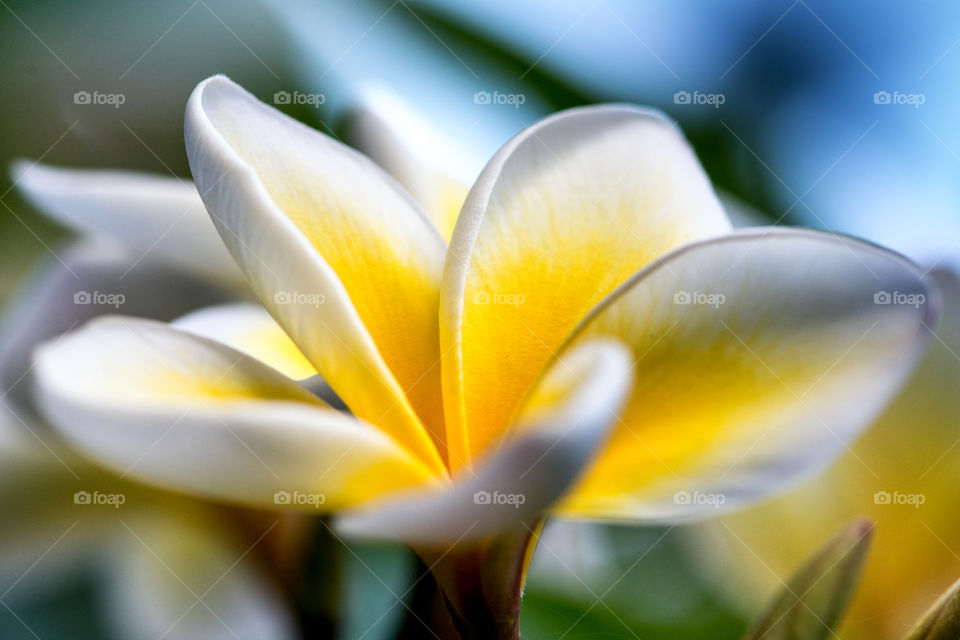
[32,76,937,637]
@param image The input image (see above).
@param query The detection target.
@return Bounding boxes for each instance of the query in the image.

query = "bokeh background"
[1,1,958,638]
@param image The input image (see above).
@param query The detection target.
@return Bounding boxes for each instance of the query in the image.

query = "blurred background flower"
[2,1,958,638]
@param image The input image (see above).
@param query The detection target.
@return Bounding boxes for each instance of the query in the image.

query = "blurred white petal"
[0,242,231,419]
[103,510,297,640]
[11,161,244,289]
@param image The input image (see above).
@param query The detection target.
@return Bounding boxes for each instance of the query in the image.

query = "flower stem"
[415,521,543,640]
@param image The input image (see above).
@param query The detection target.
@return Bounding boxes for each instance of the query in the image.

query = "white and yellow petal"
[32,317,440,510]
[442,105,731,466]
[185,76,446,472]
[554,228,936,520]
[11,161,244,288]
[172,303,316,381]
[336,340,632,546]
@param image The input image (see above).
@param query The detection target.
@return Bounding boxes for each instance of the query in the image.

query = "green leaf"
[904,577,960,640]
[742,519,873,640]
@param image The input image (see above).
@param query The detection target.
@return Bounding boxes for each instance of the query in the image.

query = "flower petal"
[0,242,231,419]
[33,317,439,510]
[11,161,244,288]
[335,340,632,546]
[555,228,936,519]
[345,85,473,241]
[441,105,731,467]
[706,268,960,636]
[185,76,446,472]
[172,303,316,381]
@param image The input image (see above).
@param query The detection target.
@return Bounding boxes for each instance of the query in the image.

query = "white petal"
[346,84,475,241]
[0,242,231,419]
[11,161,244,288]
